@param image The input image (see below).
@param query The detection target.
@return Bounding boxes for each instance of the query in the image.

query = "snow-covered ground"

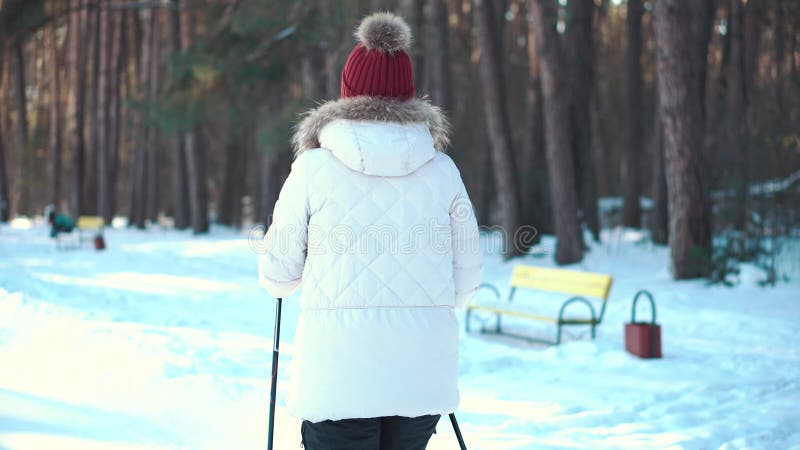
[1,221,799,450]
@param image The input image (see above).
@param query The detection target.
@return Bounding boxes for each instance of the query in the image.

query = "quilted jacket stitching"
[262,124,480,311]
[401,124,412,173]
[347,121,366,172]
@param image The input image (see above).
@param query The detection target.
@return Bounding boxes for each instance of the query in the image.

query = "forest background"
[1,0,798,280]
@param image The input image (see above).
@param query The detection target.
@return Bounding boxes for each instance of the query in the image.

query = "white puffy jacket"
[258,96,482,422]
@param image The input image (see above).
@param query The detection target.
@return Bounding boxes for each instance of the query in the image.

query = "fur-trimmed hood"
[291,96,450,155]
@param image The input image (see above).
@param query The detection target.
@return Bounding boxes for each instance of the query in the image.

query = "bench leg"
[557,322,596,344]
[557,297,598,345]
[466,307,505,336]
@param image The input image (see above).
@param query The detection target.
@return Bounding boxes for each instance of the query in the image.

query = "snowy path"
[1,223,799,449]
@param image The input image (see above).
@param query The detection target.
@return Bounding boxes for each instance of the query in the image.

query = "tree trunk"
[473,0,526,258]
[529,0,584,264]
[725,0,749,229]
[0,45,9,220]
[773,0,784,113]
[688,0,716,124]
[146,13,160,222]
[790,9,797,83]
[399,0,426,94]
[301,3,329,101]
[565,0,600,240]
[11,40,29,157]
[182,54,210,234]
[130,8,152,229]
[11,40,30,214]
[591,88,613,199]
[219,134,247,227]
[743,0,762,99]
[67,0,88,217]
[0,128,8,222]
[260,147,291,227]
[426,0,453,114]
[622,0,643,228]
[48,20,62,210]
[107,6,125,222]
[97,1,111,220]
[260,148,277,227]
[124,10,138,221]
[85,2,100,214]
[653,0,712,279]
[650,90,668,245]
[167,1,190,229]
[522,13,549,237]
[181,5,209,233]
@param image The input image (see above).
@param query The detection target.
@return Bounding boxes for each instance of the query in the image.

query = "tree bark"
[67,0,88,217]
[426,0,453,114]
[0,45,9,220]
[653,0,712,279]
[48,18,63,210]
[218,134,247,227]
[0,129,8,221]
[622,0,643,228]
[790,9,797,82]
[182,84,209,235]
[773,0,784,114]
[725,0,749,229]
[11,39,30,214]
[688,0,716,124]
[11,40,29,157]
[146,12,160,222]
[522,13,549,237]
[565,0,600,240]
[181,4,209,233]
[650,90,668,245]
[107,5,124,221]
[260,147,291,227]
[97,0,111,220]
[129,7,152,228]
[473,0,526,258]
[300,2,329,101]
[529,0,584,264]
[167,0,189,229]
[85,2,100,213]
[399,0,426,94]
[123,9,138,221]
[743,0,762,99]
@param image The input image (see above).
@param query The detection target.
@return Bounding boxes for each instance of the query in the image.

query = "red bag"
[94,234,106,251]
[625,290,661,359]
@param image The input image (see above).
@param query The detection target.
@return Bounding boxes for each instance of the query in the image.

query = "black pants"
[301,415,440,450]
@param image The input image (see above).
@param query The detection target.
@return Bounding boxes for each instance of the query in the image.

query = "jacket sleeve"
[450,172,483,308]
[258,155,310,298]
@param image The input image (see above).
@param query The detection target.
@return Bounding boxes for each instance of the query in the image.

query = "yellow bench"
[76,215,105,244]
[76,215,104,230]
[466,265,613,345]
[55,215,105,250]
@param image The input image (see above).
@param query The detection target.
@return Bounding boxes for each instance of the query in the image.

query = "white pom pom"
[355,12,412,54]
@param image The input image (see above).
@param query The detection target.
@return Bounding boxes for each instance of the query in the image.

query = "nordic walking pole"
[267,297,283,450]
[449,413,467,449]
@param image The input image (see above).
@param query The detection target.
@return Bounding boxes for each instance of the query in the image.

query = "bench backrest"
[510,265,613,300]
[76,215,105,230]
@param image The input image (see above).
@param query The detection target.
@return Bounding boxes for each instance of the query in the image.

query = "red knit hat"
[341,13,415,100]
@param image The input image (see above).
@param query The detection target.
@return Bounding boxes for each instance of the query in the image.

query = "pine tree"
[653,0,713,278]
[529,0,584,264]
